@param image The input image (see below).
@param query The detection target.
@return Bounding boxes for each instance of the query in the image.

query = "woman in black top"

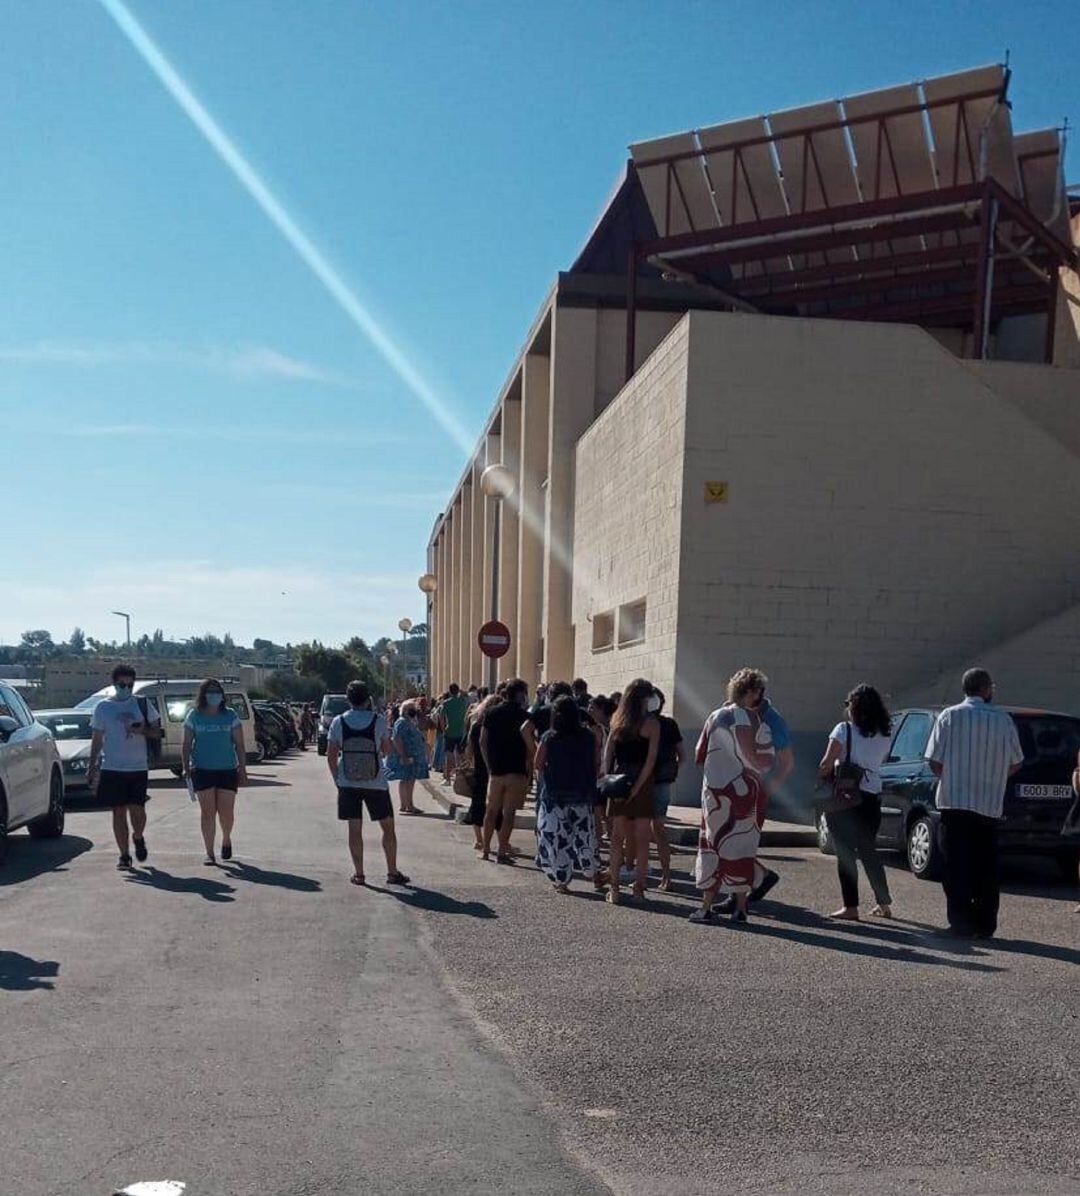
[534,696,603,893]
[601,678,660,904]
[462,696,495,851]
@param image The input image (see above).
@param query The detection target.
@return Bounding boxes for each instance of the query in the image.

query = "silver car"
[0,683,65,861]
[36,709,94,794]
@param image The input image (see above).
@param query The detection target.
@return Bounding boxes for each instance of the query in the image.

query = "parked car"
[263,701,300,749]
[36,709,94,794]
[0,682,65,861]
[817,706,1080,881]
[317,694,349,755]
[77,679,258,773]
[253,703,292,757]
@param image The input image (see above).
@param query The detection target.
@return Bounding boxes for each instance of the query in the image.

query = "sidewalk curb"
[419,779,816,846]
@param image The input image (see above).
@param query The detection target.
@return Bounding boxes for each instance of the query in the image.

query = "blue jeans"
[653,782,674,818]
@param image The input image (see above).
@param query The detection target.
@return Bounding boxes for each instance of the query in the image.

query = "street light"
[418,575,437,694]
[379,654,390,701]
[111,610,132,648]
[479,463,516,688]
[396,618,413,694]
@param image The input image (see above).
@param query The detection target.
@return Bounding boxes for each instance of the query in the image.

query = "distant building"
[426,65,1080,804]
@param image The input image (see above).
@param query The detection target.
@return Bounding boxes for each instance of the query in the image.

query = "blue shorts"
[653,782,674,818]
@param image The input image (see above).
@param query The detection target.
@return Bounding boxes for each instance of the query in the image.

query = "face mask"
[646,695,661,713]
[206,692,224,709]
[115,684,132,700]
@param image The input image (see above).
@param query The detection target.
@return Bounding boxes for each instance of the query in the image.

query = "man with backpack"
[88,663,163,870]
[326,680,410,888]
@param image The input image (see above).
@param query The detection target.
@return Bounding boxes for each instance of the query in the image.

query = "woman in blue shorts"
[182,678,247,864]
[384,699,430,815]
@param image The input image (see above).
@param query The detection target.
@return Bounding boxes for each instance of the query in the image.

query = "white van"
[76,678,258,773]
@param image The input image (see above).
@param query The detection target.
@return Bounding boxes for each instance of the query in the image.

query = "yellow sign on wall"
[704,481,730,504]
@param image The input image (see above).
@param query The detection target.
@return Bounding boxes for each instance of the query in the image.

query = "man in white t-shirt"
[326,679,410,889]
[88,664,163,869]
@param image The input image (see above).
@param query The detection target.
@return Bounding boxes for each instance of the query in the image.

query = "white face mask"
[646,694,661,714]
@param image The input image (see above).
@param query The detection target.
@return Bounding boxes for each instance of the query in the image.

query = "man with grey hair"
[925,668,1023,939]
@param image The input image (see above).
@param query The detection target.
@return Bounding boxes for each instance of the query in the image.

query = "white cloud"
[0,561,424,648]
[0,340,352,386]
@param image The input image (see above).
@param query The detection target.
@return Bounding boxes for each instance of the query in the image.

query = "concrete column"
[543,306,598,682]
[434,528,447,695]
[445,504,459,690]
[458,478,473,686]
[498,395,522,680]
[469,457,486,686]
[518,352,550,689]
[480,434,500,688]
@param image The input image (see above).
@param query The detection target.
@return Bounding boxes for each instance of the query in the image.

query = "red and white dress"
[694,704,775,897]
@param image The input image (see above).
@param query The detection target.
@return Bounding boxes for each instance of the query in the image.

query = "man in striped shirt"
[925,668,1024,939]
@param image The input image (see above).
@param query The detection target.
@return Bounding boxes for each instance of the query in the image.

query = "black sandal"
[350,874,365,886]
[386,871,411,886]
[117,854,133,870]
[221,841,233,861]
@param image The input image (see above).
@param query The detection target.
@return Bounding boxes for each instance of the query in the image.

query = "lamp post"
[111,610,132,648]
[397,617,412,692]
[418,574,437,694]
[379,654,390,702]
[479,463,516,690]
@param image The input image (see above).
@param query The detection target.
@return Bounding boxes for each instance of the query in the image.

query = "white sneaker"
[688,907,714,923]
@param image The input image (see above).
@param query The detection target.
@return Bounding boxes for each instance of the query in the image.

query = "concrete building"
[426,65,1080,804]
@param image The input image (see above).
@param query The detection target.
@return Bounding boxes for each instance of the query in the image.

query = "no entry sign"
[478,620,511,659]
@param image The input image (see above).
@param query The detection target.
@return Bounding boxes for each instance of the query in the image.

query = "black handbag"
[597,773,635,803]
[822,724,864,815]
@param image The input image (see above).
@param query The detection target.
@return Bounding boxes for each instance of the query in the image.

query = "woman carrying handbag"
[817,684,894,921]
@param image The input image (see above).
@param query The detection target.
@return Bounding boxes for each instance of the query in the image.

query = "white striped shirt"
[924,697,1024,819]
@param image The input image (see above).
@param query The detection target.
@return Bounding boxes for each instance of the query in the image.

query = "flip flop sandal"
[350,874,366,886]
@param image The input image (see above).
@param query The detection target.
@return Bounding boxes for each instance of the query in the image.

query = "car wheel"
[28,769,65,839]
[906,814,942,880]
[254,740,266,764]
[1054,849,1080,884]
[816,811,835,856]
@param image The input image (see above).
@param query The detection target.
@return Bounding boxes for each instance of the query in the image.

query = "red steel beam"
[733,243,986,295]
[752,262,1022,309]
[845,282,1048,323]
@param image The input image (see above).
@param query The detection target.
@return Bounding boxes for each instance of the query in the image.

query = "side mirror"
[0,715,20,742]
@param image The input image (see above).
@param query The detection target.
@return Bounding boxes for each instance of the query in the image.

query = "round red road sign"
[477,620,511,659]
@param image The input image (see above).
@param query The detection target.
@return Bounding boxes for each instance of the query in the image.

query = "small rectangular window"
[618,599,647,647]
[591,611,614,653]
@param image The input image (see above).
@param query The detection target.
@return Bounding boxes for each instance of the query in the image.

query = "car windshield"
[321,696,349,716]
[1014,715,1080,763]
[39,713,93,740]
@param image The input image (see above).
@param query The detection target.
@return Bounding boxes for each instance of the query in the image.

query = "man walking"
[88,664,163,869]
[326,680,411,888]
[479,678,530,862]
[925,668,1023,939]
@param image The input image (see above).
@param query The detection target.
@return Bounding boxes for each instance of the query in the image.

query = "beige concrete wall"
[670,309,1080,772]
[517,353,550,688]
[497,396,522,680]
[593,307,685,418]
[571,317,691,706]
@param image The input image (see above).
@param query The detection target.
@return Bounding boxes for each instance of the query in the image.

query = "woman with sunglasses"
[385,699,429,815]
[182,677,246,864]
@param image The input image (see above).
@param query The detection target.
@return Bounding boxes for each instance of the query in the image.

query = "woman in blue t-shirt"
[182,677,247,864]
[384,699,430,814]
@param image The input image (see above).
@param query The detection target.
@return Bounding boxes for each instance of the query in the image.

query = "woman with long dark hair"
[182,677,247,865]
[601,678,660,904]
[817,683,894,920]
[534,695,603,892]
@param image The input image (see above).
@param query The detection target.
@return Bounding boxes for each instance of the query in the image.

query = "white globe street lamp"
[418,573,437,594]
[398,617,413,634]
[480,462,516,500]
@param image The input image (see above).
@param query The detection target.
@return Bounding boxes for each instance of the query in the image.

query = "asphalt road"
[3,750,1079,1195]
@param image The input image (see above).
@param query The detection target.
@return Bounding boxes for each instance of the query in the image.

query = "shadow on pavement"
[0,950,60,991]
[0,834,93,886]
[123,866,236,903]
[221,861,321,892]
[388,885,497,919]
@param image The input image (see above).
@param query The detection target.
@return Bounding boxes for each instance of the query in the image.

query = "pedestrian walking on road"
[651,688,683,892]
[925,668,1023,939]
[601,678,660,904]
[462,694,498,851]
[182,678,247,865]
[534,696,603,893]
[479,678,531,862]
[88,664,163,870]
[326,680,410,888]
[817,684,894,921]
[385,699,429,815]
[690,669,777,924]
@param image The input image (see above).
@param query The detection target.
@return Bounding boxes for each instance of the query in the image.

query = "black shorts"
[192,768,239,793]
[337,787,393,822]
[444,735,465,753]
[98,770,150,808]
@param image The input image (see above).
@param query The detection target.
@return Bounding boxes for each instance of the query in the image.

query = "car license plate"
[1015,784,1073,800]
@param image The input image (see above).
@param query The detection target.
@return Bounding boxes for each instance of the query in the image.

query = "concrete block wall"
[571,317,691,704]
[671,309,1080,807]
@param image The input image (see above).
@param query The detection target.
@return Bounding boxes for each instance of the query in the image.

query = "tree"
[20,629,55,659]
[68,627,86,653]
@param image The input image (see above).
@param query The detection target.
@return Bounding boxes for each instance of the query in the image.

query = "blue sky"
[2,0,1075,649]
